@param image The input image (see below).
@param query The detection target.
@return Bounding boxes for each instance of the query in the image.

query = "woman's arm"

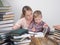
[12,24,21,30]
[12,19,22,30]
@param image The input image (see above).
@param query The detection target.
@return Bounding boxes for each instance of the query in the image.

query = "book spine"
[0,6,14,32]
[0,20,14,24]
[0,24,13,28]
[0,27,13,30]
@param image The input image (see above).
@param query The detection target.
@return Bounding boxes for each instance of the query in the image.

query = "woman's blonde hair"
[21,6,32,18]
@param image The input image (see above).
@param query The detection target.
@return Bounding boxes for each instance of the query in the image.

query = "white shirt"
[15,17,29,29]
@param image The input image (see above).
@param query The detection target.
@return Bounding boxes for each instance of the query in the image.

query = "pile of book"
[13,34,31,45]
[0,6,14,33]
[48,30,60,43]
[53,30,60,40]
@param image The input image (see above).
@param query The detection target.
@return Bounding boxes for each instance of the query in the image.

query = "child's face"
[34,15,42,24]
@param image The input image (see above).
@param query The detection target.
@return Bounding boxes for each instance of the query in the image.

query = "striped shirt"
[28,21,50,34]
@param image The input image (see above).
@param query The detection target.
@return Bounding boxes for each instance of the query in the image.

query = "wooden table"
[29,36,58,45]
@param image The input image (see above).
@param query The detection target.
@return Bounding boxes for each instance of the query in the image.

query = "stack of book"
[53,30,60,40]
[13,34,31,45]
[0,6,14,33]
[48,30,60,43]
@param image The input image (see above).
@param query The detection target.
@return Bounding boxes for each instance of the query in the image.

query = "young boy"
[28,10,50,34]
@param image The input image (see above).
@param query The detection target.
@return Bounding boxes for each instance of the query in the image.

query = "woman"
[12,6,33,30]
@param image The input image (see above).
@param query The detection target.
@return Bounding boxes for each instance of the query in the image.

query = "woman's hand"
[12,24,21,30]
[53,25,60,30]
[12,25,17,30]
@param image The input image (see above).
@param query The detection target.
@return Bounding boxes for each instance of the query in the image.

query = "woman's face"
[25,10,33,21]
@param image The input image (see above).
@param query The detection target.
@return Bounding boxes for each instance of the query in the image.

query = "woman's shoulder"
[20,17,25,20]
[18,17,26,21]
[15,17,26,24]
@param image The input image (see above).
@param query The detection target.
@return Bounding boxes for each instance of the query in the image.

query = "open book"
[29,31,44,37]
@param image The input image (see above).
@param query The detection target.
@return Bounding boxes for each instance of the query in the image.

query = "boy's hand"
[32,27,36,32]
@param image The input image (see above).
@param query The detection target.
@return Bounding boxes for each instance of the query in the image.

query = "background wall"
[1,0,60,30]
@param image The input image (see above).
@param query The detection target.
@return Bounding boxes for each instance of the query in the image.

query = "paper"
[29,31,44,37]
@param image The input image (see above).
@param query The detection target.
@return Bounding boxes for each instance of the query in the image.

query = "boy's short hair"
[33,10,42,18]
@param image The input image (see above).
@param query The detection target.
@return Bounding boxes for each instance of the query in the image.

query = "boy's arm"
[43,23,50,34]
